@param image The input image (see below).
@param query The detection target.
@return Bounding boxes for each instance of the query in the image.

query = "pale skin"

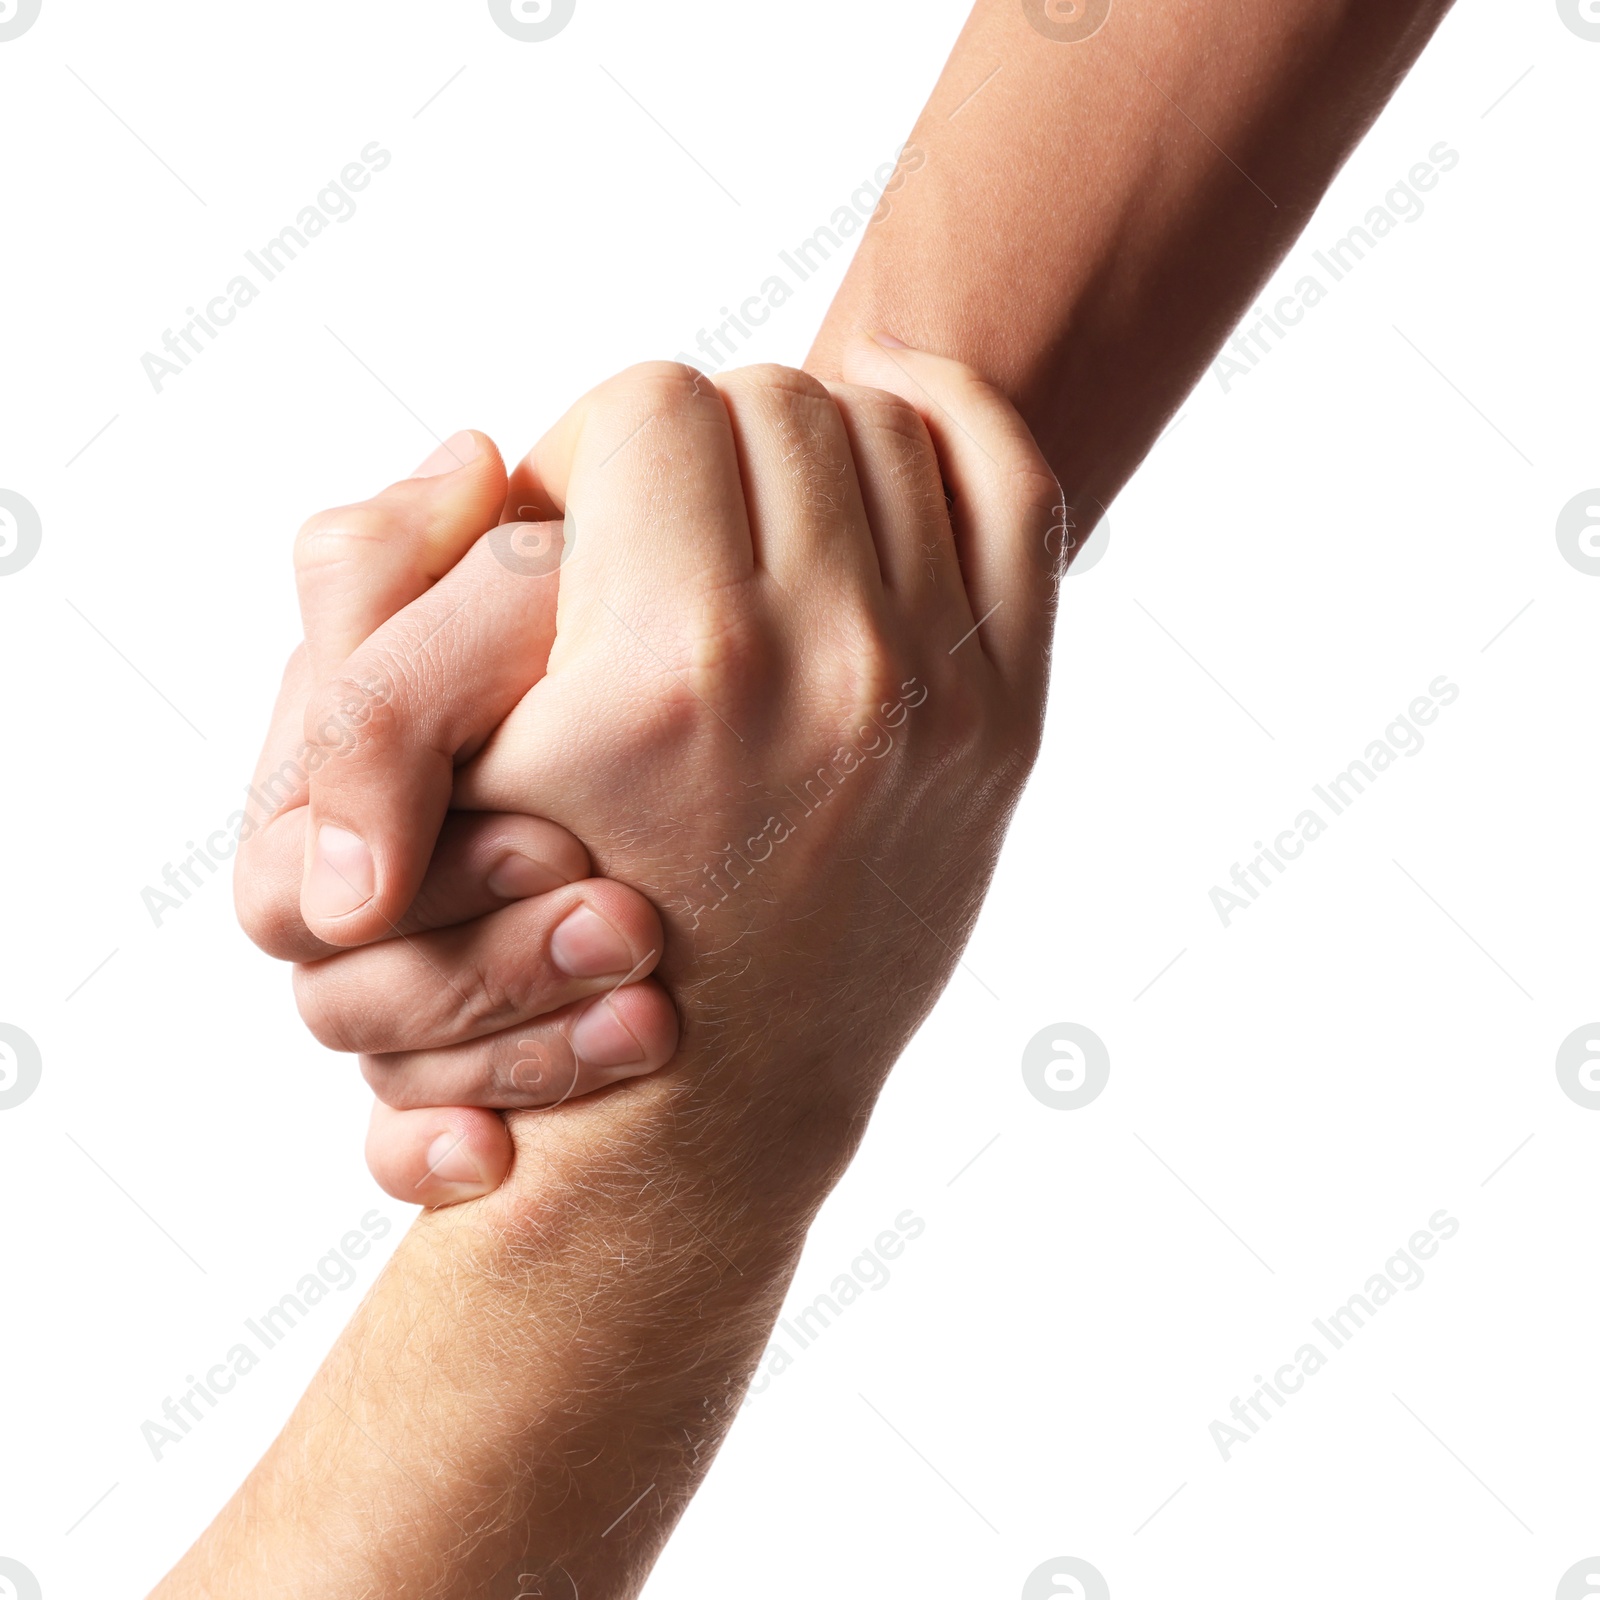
[155,1,1456,1593]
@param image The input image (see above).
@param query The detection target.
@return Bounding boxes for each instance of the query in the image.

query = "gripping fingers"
[361,980,679,1111]
[298,534,560,946]
[838,334,1064,691]
[295,429,509,678]
[293,879,664,1055]
[240,809,592,963]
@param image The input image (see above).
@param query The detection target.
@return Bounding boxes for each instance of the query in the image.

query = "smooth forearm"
[808,0,1455,512]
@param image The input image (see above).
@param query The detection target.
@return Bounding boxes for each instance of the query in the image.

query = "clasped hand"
[234,338,1065,1204]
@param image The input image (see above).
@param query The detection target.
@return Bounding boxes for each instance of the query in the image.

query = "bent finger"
[365,1101,513,1208]
[361,981,679,1110]
[294,880,664,1055]
[838,334,1063,692]
[241,809,591,963]
[295,429,509,678]
[299,534,558,945]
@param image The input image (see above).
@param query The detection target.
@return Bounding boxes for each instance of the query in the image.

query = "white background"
[1,2,1596,1596]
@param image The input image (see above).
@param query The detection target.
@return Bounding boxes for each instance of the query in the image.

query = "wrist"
[484,1046,870,1251]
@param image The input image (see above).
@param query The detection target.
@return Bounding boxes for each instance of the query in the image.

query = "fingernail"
[410,429,480,479]
[550,904,634,978]
[487,851,563,900]
[424,1131,490,1192]
[570,997,646,1069]
[305,824,374,920]
[871,331,910,350]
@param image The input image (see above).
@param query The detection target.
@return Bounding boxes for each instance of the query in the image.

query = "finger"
[821,379,973,626]
[838,334,1064,686]
[294,880,663,1055]
[242,809,590,963]
[235,644,322,949]
[513,361,754,597]
[711,365,882,593]
[294,429,509,678]
[298,534,557,944]
[361,980,679,1110]
[365,1100,513,1208]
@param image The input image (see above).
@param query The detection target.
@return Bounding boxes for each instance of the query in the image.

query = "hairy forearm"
[153,1084,836,1599]
[809,0,1455,514]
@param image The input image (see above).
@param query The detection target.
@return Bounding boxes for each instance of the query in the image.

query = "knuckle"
[941,355,991,398]
[233,875,300,961]
[813,627,906,740]
[607,360,719,418]
[302,668,398,760]
[502,1030,580,1105]
[1007,460,1065,525]
[473,814,588,888]
[846,385,931,447]
[444,913,556,1038]
[581,363,729,474]
[687,600,778,699]
[726,363,832,408]
[450,958,526,1039]
[631,592,776,727]
[360,1053,417,1108]
[851,394,946,514]
[725,367,854,520]
[293,502,391,580]
[292,964,357,1052]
